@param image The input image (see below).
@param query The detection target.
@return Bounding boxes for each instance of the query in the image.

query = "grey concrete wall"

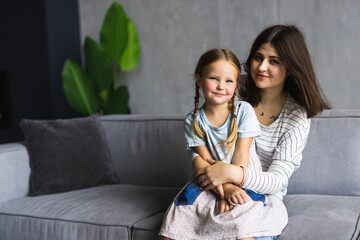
[78,0,360,114]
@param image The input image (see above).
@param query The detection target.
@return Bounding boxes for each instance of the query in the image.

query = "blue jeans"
[255,236,277,240]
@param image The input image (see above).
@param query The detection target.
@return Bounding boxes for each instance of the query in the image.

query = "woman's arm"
[198,137,252,189]
[202,117,311,196]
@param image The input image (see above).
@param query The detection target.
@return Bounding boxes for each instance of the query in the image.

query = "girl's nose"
[217,81,224,90]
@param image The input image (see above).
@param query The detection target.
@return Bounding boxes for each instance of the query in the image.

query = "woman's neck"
[259,88,287,106]
[255,88,287,126]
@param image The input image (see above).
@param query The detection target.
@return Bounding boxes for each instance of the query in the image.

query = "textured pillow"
[20,114,118,196]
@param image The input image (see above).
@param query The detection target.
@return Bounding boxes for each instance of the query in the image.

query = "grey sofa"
[0,110,359,240]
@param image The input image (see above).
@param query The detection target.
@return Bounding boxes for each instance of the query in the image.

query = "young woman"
[196,25,331,240]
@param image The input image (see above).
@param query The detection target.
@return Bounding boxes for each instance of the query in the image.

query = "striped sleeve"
[242,117,311,196]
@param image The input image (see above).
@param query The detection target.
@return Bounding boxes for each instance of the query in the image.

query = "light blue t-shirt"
[184,101,261,164]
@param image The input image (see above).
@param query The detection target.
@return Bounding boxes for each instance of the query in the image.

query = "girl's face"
[250,43,287,92]
[196,59,238,108]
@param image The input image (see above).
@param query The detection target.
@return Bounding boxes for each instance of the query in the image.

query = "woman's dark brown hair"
[241,25,331,118]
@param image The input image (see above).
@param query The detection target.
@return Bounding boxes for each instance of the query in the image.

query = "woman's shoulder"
[282,96,311,129]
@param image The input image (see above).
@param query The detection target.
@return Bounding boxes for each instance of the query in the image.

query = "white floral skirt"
[159,148,288,239]
[159,186,288,240]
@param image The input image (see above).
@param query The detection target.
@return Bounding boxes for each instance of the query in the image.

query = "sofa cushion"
[278,194,360,240]
[132,211,166,240]
[100,114,193,188]
[20,114,118,196]
[0,184,179,240]
[288,110,360,196]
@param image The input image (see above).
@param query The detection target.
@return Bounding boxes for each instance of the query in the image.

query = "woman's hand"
[223,183,248,206]
[197,159,243,191]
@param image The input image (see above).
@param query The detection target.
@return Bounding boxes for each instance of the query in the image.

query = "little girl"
[159,48,287,240]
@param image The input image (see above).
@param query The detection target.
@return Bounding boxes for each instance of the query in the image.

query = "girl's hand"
[209,184,225,199]
[219,199,234,214]
[223,184,248,206]
[198,160,243,190]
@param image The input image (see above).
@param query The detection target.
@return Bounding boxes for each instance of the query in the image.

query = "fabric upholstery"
[20,114,118,196]
[133,211,166,240]
[0,143,30,204]
[100,114,193,187]
[0,184,179,240]
[288,110,360,196]
[278,194,360,240]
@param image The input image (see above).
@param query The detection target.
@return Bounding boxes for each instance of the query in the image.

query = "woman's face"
[250,43,287,92]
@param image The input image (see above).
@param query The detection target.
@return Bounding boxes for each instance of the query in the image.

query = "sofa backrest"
[100,115,193,188]
[288,109,360,196]
[101,110,360,196]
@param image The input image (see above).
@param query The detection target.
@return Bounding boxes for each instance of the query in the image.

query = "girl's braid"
[192,84,205,141]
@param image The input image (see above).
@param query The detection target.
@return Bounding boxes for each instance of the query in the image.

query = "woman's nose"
[259,60,268,72]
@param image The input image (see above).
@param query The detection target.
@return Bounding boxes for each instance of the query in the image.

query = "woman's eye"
[254,55,262,61]
[270,59,280,64]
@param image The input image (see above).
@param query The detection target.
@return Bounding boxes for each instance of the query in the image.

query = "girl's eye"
[209,77,217,80]
[226,79,234,83]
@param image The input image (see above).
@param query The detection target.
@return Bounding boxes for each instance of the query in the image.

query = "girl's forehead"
[202,60,239,77]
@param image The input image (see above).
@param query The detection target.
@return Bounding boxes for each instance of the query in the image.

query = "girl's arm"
[222,137,253,206]
[192,144,213,175]
[192,145,225,199]
[231,137,253,167]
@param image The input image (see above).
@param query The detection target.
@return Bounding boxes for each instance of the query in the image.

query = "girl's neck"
[203,103,230,127]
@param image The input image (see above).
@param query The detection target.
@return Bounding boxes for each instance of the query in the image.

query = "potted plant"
[62,1,139,115]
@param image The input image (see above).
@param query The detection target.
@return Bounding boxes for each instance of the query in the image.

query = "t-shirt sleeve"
[236,102,261,138]
[184,113,206,150]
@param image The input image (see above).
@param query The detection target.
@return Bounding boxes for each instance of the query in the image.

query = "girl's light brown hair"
[193,48,241,159]
[241,25,331,118]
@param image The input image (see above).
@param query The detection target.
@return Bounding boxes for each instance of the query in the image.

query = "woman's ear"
[195,74,202,88]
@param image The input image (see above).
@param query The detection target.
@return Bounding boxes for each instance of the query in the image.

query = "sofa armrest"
[0,143,30,204]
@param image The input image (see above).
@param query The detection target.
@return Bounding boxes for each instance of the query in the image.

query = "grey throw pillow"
[20,114,118,196]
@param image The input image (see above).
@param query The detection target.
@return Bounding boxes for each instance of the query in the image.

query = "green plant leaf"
[100,2,128,62]
[84,36,114,93]
[119,19,140,71]
[62,59,100,115]
[103,85,129,114]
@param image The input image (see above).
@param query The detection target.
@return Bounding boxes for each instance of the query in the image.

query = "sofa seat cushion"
[132,211,166,240]
[278,194,360,240]
[0,184,179,240]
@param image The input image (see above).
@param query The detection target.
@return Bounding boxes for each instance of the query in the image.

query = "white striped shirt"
[242,96,311,200]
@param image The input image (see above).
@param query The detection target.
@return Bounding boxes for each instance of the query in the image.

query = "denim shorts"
[255,236,277,240]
